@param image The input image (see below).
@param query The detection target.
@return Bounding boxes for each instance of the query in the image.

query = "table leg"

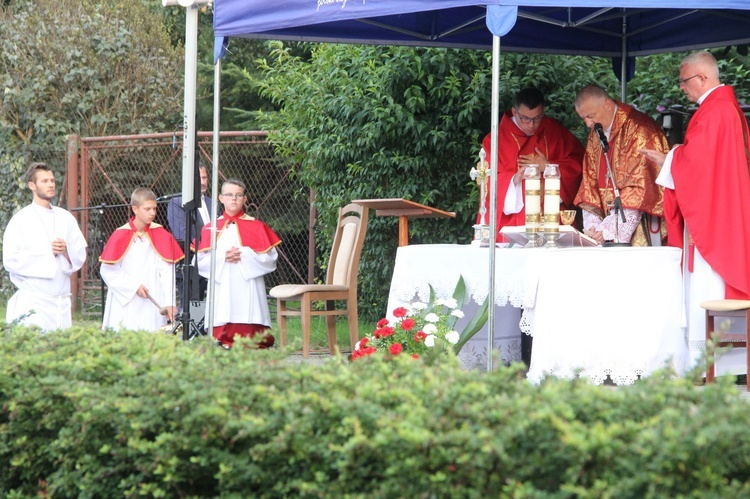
[398,215,409,247]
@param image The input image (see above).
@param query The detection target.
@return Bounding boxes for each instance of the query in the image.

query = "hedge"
[1,326,750,497]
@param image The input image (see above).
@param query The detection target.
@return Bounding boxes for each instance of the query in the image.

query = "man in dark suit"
[167,162,212,304]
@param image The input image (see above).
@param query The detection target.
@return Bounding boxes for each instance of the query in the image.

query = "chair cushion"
[700,299,750,312]
[270,283,349,299]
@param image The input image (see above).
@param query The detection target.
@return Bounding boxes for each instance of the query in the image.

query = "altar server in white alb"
[195,178,281,348]
[99,187,184,332]
[3,162,88,331]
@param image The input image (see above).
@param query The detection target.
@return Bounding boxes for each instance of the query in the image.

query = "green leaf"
[454,295,489,353]
[446,275,467,329]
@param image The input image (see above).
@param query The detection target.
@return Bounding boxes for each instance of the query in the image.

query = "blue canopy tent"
[199,0,750,363]
[214,2,750,83]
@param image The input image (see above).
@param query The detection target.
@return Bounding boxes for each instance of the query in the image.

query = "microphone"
[593,123,609,153]
[158,193,181,201]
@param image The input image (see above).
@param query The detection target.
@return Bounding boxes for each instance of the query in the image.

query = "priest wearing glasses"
[476,87,584,234]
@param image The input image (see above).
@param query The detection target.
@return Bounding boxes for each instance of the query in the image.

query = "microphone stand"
[601,148,629,248]
[593,123,629,248]
[173,145,206,342]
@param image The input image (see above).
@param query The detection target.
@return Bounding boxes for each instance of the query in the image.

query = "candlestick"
[543,164,561,233]
[524,164,541,237]
[470,149,492,245]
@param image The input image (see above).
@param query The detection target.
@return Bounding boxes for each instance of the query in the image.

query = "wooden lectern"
[352,198,456,247]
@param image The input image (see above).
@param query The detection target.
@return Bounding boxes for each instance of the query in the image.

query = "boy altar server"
[195,178,281,348]
[99,187,184,331]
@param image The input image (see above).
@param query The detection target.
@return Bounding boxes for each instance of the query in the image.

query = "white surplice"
[2,203,87,331]
[197,222,277,328]
[100,236,176,332]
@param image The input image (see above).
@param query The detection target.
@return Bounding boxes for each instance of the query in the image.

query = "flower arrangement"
[352,297,466,361]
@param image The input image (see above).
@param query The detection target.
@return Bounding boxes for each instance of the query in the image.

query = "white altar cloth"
[386,244,691,384]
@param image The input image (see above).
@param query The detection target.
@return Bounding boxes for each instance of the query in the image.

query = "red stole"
[100,219,184,263]
[666,85,750,299]
[194,213,281,254]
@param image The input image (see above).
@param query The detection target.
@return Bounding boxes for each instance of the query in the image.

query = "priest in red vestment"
[640,51,750,375]
[574,85,668,246]
[642,51,750,300]
[477,87,584,234]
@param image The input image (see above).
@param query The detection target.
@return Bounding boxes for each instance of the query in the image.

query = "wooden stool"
[700,299,750,390]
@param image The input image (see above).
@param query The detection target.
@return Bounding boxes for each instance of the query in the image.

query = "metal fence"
[66,131,311,319]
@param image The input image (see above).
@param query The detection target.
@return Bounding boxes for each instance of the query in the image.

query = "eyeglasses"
[515,109,545,124]
[679,74,701,85]
[221,193,245,199]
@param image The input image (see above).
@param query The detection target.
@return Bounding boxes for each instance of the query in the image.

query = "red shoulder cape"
[479,111,584,231]
[665,85,750,299]
[100,219,185,263]
[193,214,281,254]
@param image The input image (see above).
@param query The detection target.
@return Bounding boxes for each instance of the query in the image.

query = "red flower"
[401,318,416,331]
[352,345,377,360]
[393,307,408,318]
[377,318,389,327]
[389,343,403,355]
[374,326,395,339]
[411,354,420,359]
[413,331,427,342]
[358,337,369,348]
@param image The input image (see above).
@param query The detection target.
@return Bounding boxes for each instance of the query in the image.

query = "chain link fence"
[69,131,310,320]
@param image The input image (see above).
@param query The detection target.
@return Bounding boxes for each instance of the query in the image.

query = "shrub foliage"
[2,327,750,497]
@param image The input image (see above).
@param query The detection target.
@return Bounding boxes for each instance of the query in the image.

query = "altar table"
[386,244,691,384]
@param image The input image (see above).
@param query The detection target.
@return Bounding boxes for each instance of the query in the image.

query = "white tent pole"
[620,15,628,100]
[486,34,501,372]
[179,2,199,205]
[206,56,222,340]
[163,0,210,340]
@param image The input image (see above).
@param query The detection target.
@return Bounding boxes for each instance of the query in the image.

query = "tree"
[1,0,183,146]
[0,0,183,297]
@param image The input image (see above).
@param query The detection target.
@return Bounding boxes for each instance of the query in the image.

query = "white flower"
[425,313,440,323]
[445,331,460,344]
[423,323,438,335]
[450,309,465,318]
[411,302,428,310]
[443,297,458,309]
[424,334,436,347]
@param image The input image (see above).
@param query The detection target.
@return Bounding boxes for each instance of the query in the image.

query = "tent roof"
[214,2,750,57]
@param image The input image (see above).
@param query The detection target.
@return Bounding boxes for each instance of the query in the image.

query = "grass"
[269,316,376,354]
[1,303,376,354]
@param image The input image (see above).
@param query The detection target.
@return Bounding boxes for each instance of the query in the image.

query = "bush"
[2,325,750,497]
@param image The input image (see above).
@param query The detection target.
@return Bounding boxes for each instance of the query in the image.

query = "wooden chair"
[700,299,750,390]
[270,203,369,357]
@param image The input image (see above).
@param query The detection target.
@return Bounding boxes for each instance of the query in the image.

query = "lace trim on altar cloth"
[519,308,534,335]
[527,356,692,385]
[390,274,537,311]
[457,338,522,372]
